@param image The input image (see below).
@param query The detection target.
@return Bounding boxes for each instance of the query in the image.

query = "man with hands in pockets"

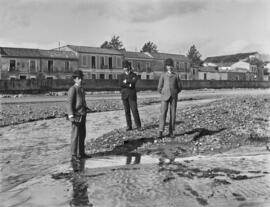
[157,58,182,139]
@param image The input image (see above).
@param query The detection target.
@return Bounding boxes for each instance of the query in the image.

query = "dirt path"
[1,89,270,207]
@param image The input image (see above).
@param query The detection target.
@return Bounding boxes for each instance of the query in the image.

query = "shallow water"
[0,99,215,192]
[1,89,270,206]
[1,147,269,207]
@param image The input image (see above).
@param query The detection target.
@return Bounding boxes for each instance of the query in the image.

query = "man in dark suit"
[157,58,182,138]
[119,60,141,131]
[67,70,89,160]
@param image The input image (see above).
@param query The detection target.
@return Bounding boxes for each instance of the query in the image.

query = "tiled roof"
[39,50,77,59]
[199,66,219,72]
[216,62,234,67]
[148,52,190,62]
[0,47,78,59]
[66,45,123,55]
[204,52,258,63]
[122,51,153,59]
[0,47,40,58]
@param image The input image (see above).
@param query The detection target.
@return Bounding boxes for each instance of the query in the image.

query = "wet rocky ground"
[0,89,249,127]
[1,89,270,207]
[0,96,159,127]
[87,94,270,158]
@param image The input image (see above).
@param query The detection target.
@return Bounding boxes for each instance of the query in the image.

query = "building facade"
[197,67,228,80]
[146,52,191,80]
[57,45,124,80]
[122,51,154,79]
[204,52,266,81]
[0,47,78,80]
[0,45,195,81]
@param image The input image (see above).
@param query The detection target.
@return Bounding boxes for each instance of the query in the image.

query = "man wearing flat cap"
[67,70,89,160]
[157,58,182,139]
[119,60,141,131]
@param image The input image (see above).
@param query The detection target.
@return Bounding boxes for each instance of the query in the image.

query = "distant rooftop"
[39,49,77,59]
[0,46,77,59]
[122,51,153,59]
[204,52,258,63]
[199,66,219,73]
[148,52,190,62]
[66,45,123,55]
[0,47,40,58]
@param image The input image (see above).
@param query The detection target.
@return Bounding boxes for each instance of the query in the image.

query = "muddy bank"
[0,91,208,127]
[0,96,159,127]
[1,89,270,207]
[86,94,270,159]
[0,98,216,192]
[1,88,265,127]
[1,146,269,207]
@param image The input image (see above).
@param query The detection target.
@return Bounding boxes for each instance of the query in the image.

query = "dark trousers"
[159,96,177,132]
[122,97,141,129]
[70,116,86,157]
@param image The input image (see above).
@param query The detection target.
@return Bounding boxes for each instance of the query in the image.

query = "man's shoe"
[126,127,132,131]
[136,127,143,131]
[169,131,175,138]
[79,153,92,159]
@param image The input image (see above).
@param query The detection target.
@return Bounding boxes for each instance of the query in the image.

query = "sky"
[0,0,269,58]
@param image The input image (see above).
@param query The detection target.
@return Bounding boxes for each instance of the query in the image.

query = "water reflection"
[125,153,141,165]
[70,159,93,207]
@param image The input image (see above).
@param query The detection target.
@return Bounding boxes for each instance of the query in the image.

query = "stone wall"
[0,79,269,93]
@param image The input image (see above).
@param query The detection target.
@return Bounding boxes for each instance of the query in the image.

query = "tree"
[100,35,125,51]
[186,45,203,67]
[248,57,264,68]
[141,41,158,53]
[100,41,112,49]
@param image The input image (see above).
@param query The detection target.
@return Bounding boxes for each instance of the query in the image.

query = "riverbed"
[0,89,270,207]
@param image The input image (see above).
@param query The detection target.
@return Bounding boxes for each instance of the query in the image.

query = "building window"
[176,62,179,70]
[65,61,69,72]
[193,69,195,75]
[100,74,105,79]
[146,75,150,80]
[92,74,96,79]
[109,74,113,79]
[48,60,53,73]
[138,75,141,79]
[92,56,96,68]
[204,73,207,80]
[184,62,188,71]
[109,57,113,69]
[146,62,151,73]
[117,57,121,68]
[9,60,16,72]
[180,62,185,70]
[82,55,87,66]
[101,56,105,69]
[30,60,36,73]
[137,63,141,72]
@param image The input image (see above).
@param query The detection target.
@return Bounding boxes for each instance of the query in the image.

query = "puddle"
[83,154,159,169]
[1,150,270,207]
